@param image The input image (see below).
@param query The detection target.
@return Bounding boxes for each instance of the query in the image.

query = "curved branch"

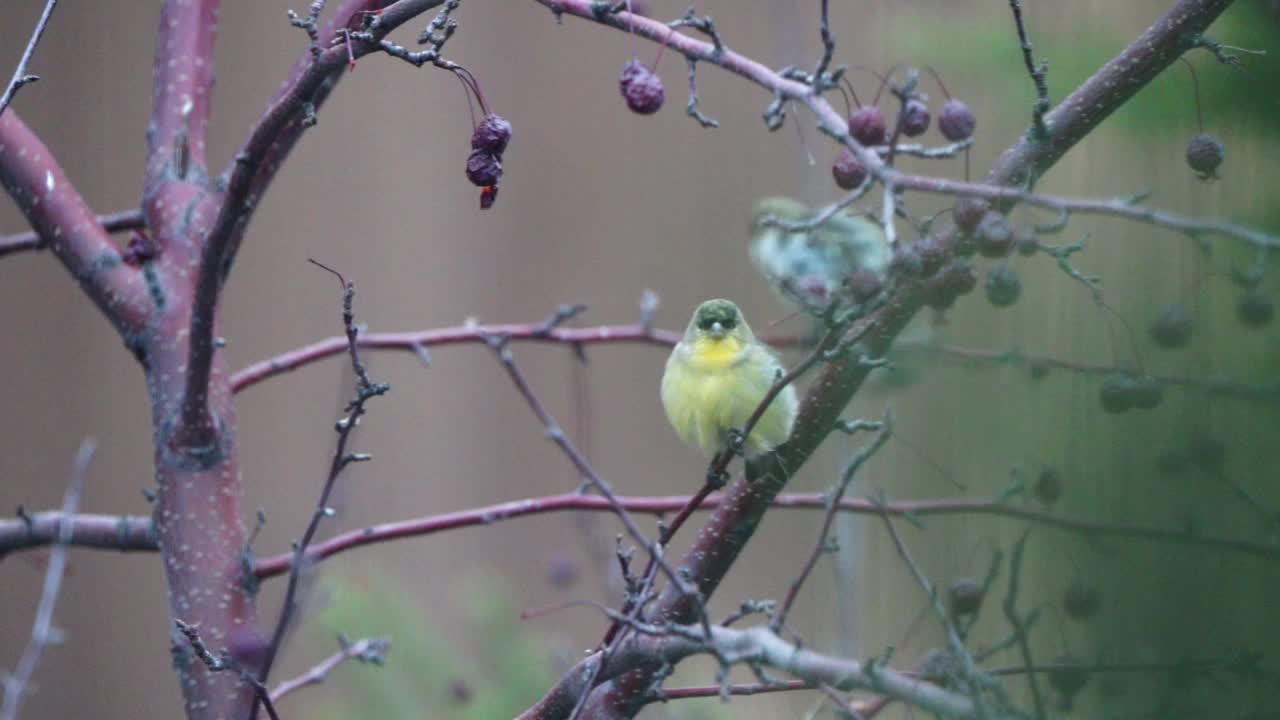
[231,323,678,393]
[0,111,150,334]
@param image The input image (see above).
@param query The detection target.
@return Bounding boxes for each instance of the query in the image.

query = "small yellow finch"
[661,299,798,459]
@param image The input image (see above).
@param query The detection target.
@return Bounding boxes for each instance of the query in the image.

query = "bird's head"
[690,299,747,342]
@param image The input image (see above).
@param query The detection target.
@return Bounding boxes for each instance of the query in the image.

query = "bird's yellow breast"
[687,336,747,371]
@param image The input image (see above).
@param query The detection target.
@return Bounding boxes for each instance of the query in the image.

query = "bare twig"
[173,620,282,720]
[1008,0,1050,140]
[771,415,890,632]
[0,0,59,117]
[252,264,388,718]
[269,636,389,704]
[1002,530,1046,720]
[1,438,94,720]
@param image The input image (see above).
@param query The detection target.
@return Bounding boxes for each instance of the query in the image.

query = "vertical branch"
[1,439,95,720]
[146,0,219,191]
[0,0,59,117]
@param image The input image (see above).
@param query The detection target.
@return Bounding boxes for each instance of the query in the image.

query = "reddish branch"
[0,112,150,334]
[231,323,677,393]
[8,492,1277,572]
[0,208,144,258]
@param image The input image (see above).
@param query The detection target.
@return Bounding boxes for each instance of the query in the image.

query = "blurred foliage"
[304,572,727,719]
[895,3,1280,134]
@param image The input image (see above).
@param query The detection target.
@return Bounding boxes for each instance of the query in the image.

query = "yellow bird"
[661,299,799,459]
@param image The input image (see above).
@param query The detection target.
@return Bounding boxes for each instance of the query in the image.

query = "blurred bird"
[749,196,890,311]
[661,299,798,459]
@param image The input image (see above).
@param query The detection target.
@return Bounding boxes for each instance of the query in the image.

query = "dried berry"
[1034,467,1062,504]
[471,113,512,155]
[975,213,1014,258]
[620,60,664,115]
[546,553,580,590]
[1185,132,1225,179]
[479,184,498,210]
[1099,372,1135,414]
[849,106,888,146]
[953,197,990,235]
[915,239,947,277]
[1129,375,1164,410]
[924,260,976,309]
[1150,303,1194,348]
[847,269,883,301]
[832,148,868,190]
[1048,655,1090,712]
[1014,228,1039,256]
[122,231,157,266]
[1063,576,1101,620]
[1236,288,1275,328]
[226,625,270,673]
[901,98,931,137]
[938,98,976,141]
[890,244,924,277]
[465,150,503,187]
[984,265,1021,307]
[948,577,984,617]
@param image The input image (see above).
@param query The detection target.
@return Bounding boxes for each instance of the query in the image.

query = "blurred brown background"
[2,1,1278,718]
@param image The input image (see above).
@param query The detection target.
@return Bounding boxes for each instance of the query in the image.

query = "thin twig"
[252,264,388,718]
[1,438,94,720]
[0,0,59,117]
[771,415,890,632]
[1008,0,1050,140]
[269,636,389,704]
[1002,530,1047,720]
[173,620,282,720]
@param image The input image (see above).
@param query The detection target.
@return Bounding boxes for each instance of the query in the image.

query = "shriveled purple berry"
[984,265,1021,307]
[832,148,868,190]
[123,231,157,266]
[1063,576,1101,621]
[938,98,976,141]
[847,269,883,301]
[890,244,924,277]
[953,197,989,235]
[975,212,1014,257]
[915,239,947,277]
[948,577,984,617]
[471,113,512,155]
[621,62,664,115]
[465,150,503,187]
[1185,133,1225,179]
[1150,303,1193,348]
[1237,288,1274,328]
[900,98,931,137]
[849,106,888,146]
[924,260,976,309]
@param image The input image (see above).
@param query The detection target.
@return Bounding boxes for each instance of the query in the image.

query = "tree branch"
[0,208,144,259]
[268,636,389,705]
[0,0,59,117]
[0,111,150,335]
[1,439,94,720]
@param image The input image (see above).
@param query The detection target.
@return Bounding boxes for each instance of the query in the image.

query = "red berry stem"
[923,65,953,100]
[1178,57,1205,133]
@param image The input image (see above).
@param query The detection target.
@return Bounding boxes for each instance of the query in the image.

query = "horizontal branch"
[6,491,1275,569]
[0,208,144,259]
[231,322,677,393]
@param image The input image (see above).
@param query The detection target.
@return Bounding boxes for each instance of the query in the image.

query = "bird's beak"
[710,321,725,338]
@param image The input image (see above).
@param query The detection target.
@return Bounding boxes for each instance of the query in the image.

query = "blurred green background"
[1,1,1277,718]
